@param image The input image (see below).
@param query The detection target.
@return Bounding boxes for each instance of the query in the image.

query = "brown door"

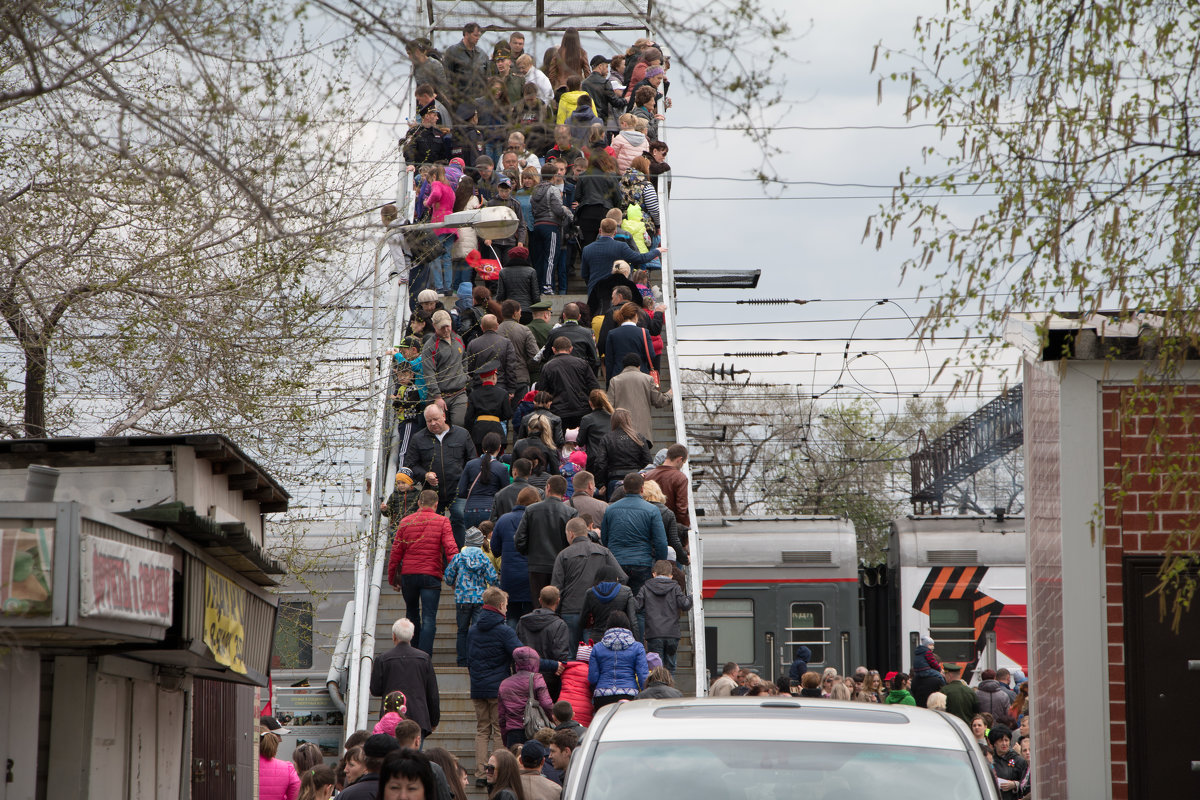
[191,678,238,800]
[1124,556,1200,799]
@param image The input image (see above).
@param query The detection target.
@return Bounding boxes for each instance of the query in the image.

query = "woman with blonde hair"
[642,480,688,566]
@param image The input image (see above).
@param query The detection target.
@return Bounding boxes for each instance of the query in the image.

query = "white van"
[561,698,1000,800]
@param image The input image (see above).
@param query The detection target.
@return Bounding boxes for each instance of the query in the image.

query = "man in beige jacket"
[709,661,740,697]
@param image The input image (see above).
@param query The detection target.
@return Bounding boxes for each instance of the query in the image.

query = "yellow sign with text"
[203,567,247,674]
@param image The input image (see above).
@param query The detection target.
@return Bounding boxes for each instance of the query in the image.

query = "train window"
[928,599,976,662]
[788,602,826,663]
[706,598,755,664]
[272,601,314,669]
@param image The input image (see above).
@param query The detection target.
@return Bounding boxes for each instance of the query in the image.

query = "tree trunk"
[24,345,47,437]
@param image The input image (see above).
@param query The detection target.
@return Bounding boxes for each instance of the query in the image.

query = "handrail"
[344,158,415,738]
[657,158,706,696]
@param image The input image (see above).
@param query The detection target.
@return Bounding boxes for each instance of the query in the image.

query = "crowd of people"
[699,637,1035,799]
[390,23,671,299]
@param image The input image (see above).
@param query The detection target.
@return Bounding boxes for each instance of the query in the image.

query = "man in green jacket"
[941,663,981,725]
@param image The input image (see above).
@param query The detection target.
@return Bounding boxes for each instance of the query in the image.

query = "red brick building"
[1012,314,1200,800]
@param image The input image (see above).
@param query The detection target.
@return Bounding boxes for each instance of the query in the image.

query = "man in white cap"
[416,288,442,316]
[422,309,471,428]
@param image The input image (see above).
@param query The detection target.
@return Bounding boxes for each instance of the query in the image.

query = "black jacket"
[370,641,441,734]
[405,125,450,165]
[492,476,537,521]
[572,168,623,209]
[653,502,689,566]
[577,410,612,464]
[497,264,541,311]
[580,581,637,633]
[465,385,511,451]
[519,408,566,447]
[514,496,578,572]
[517,607,573,662]
[466,330,522,394]
[583,71,625,124]
[551,538,627,614]
[404,425,478,502]
[592,429,652,490]
[538,352,599,421]
[637,681,683,699]
[540,321,600,373]
[448,125,484,167]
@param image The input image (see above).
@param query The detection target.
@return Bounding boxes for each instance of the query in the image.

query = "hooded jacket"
[610,130,649,172]
[884,688,917,706]
[468,606,523,698]
[588,627,648,697]
[514,496,578,572]
[531,182,574,226]
[600,495,667,568]
[911,644,943,678]
[387,509,459,585]
[567,101,600,144]
[517,607,573,662]
[551,539,627,615]
[497,646,554,732]
[635,575,693,639]
[555,89,589,124]
[976,679,1015,721]
[620,203,650,253]
[580,580,637,634]
[443,545,499,604]
[491,506,533,603]
[788,646,812,683]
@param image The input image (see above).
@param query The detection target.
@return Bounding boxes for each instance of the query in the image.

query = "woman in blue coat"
[588,610,648,708]
[490,485,540,626]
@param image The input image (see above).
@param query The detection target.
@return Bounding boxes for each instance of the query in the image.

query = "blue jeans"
[432,234,456,291]
[464,507,491,531]
[449,497,467,549]
[456,603,482,666]
[401,574,443,656]
[647,637,679,674]
[452,260,473,288]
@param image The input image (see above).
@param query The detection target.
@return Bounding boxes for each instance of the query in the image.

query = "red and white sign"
[79,536,173,626]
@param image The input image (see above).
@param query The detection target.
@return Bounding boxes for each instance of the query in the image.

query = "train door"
[774,585,854,679]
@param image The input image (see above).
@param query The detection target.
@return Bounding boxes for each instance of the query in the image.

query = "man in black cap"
[583,54,625,134]
[517,740,562,800]
[338,733,399,799]
[486,174,527,263]
[404,102,451,166]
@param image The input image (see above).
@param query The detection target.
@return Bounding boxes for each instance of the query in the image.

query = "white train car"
[888,515,1027,679]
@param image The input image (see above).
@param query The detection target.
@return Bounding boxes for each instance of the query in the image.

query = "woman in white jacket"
[451,175,482,287]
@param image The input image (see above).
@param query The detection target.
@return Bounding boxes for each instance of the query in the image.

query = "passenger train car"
[887,515,1028,679]
[698,516,863,682]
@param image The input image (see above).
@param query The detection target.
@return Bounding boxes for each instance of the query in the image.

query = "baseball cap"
[520,740,550,766]
[260,715,290,736]
[431,309,452,328]
[590,55,611,68]
[398,335,422,350]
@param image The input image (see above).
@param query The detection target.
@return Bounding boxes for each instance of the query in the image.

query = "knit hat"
[431,309,452,328]
[646,652,663,670]
[450,157,466,166]
[645,66,665,78]
[395,467,414,487]
[417,289,440,303]
[920,635,935,648]
[505,245,531,266]
[465,527,486,548]
[575,641,593,662]
[653,448,669,467]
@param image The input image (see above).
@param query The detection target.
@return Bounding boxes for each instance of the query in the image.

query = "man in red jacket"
[645,444,690,529]
[388,490,460,655]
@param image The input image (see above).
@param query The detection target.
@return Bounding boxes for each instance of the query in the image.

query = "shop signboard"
[79,534,174,626]
[203,567,248,674]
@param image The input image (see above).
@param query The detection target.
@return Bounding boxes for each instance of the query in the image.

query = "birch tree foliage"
[870,0,1200,622]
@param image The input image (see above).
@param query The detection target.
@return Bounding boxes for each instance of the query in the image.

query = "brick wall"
[1101,384,1200,800]
[1024,364,1067,796]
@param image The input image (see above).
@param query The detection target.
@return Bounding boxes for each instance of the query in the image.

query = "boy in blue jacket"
[444,526,499,666]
